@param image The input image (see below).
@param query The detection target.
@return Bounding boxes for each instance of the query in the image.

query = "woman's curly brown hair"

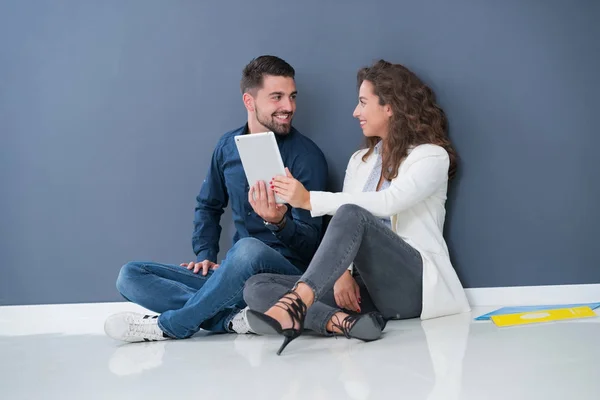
[357,60,457,180]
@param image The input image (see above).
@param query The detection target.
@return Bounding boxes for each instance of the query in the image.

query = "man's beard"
[256,109,293,135]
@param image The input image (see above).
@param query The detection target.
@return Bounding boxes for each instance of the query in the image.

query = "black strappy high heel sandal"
[330,311,386,342]
[246,291,307,355]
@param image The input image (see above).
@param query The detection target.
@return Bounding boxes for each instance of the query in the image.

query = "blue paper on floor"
[475,302,600,320]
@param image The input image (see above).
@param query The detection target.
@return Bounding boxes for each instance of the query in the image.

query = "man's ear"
[243,92,255,112]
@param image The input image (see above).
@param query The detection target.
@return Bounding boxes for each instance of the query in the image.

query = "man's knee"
[231,237,270,257]
[115,261,143,298]
[227,237,272,269]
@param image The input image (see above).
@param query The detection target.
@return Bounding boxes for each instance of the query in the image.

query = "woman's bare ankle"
[294,282,315,307]
[265,306,294,329]
[326,311,350,334]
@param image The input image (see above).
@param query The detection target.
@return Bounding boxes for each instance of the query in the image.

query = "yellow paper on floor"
[491,306,597,327]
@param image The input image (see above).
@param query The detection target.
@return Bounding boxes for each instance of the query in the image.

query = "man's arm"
[192,141,228,263]
[273,152,328,263]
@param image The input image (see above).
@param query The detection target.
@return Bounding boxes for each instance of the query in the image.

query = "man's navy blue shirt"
[193,125,328,270]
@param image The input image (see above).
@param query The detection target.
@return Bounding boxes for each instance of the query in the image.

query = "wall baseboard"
[465,283,600,306]
[1,284,599,336]
[1,284,599,312]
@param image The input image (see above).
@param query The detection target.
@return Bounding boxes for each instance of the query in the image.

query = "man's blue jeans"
[116,237,303,339]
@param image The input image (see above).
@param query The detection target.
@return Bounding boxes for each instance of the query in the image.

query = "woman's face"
[353,80,392,139]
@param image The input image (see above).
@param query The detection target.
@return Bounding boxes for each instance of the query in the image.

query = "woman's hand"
[271,168,312,210]
[333,270,361,312]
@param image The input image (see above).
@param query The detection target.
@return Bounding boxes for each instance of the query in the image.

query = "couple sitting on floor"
[104,55,470,355]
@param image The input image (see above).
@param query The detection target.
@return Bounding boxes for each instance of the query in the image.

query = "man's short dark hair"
[240,55,295,94]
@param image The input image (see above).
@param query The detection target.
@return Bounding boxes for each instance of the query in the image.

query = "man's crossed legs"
[104,237,303,342]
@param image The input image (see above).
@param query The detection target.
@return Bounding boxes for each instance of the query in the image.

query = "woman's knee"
[332,204,370,225]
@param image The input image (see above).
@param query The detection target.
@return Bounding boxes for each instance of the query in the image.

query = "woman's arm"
[310,146,449,218]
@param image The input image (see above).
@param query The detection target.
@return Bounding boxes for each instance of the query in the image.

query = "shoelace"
[331,314,360,339]
[230,309,253,334]
[273,291,307,331]
[128,315,162,338]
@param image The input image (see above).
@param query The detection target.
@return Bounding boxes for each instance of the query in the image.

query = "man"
[104,55,328,342]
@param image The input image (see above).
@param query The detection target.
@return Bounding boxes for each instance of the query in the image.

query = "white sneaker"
[229,307,255,334]
[104,312,171,343]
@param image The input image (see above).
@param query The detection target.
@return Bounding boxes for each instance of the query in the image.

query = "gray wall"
[1,0,599,305]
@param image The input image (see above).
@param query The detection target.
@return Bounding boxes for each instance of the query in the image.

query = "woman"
[243,60,470,355]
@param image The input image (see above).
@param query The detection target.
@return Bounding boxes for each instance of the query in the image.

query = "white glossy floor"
[1,302,599,400]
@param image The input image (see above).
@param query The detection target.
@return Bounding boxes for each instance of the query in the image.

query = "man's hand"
[333,270,361,312]
[249,180,288,223]
[181,260,219,276]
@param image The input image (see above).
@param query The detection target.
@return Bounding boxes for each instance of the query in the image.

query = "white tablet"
[235,131,287,204]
